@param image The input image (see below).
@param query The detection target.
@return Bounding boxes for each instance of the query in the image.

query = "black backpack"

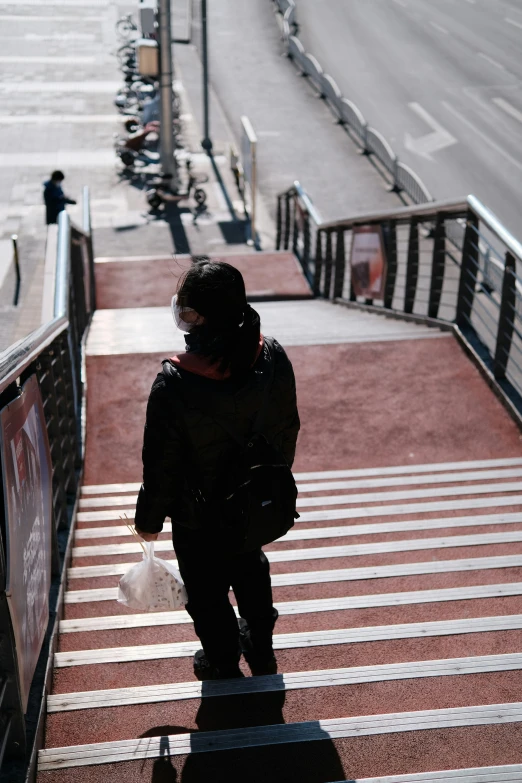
[166,338,299,553]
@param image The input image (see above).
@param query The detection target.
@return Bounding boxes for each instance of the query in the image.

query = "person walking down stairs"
[134,257,301,681]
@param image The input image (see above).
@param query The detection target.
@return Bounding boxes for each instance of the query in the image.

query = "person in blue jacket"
[43,171,76,225]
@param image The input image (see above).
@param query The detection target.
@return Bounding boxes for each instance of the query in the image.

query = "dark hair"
[51,170,65,181]
[177,257,261,376]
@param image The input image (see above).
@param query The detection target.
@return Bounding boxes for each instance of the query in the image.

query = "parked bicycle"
[116,14,139,41]
[146,160,209,215]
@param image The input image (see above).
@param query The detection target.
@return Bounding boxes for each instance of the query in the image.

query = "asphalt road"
[296,0,522,236]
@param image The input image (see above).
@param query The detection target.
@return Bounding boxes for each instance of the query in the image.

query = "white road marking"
[1,0,107,5]
[429,21,448,34]
[47,653,522,712]
[0,14,103,21]
[442,101,522,173]
[36,703,522,770]
[0,55,96,64]
[505,17,522,31]
[404,102,457,160]
[0,151,115,168]
[392,0,407,6]
[493,97,522,125]
[0,115,121,124]
[478,52,505,71]
[0,81,121,93]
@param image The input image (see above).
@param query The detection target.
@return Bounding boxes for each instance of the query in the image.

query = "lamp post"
[157,0,177,182]
[201,0,212,153]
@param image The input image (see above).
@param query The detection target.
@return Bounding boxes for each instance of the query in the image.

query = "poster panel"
[350,225,387,300]
[0,375,53,711]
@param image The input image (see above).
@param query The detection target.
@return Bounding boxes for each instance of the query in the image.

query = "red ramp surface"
[37,254,522,782]
[94,252,312,309]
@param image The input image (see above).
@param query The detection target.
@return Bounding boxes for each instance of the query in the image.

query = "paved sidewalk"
[183,0,404,223]
[0,0,257,350]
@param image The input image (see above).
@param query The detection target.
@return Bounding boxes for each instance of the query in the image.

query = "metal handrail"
[0,193,93,396]
[317,197,468,232]
[82,184,91,237]
[468,194,522,265]
[0,189,94,773]
[11,234,20,306]
[293,181,323,225]
[276,179,522,414]
[0,317,68,396]
[54,210,71,320]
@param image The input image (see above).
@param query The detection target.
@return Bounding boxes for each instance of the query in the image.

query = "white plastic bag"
[118,542,187,612]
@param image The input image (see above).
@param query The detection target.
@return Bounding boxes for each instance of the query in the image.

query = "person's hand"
[135,528,159,542]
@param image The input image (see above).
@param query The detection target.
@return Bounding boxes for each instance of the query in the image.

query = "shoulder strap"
[162,338,277,449]
[251,336,276,436]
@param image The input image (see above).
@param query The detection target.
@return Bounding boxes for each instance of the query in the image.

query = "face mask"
[171,295,202,332]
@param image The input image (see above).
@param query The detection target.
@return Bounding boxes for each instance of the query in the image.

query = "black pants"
[172,524,277,669]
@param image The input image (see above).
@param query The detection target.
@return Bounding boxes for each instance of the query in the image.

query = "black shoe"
[193,649,244,681]
[238,618,278,676]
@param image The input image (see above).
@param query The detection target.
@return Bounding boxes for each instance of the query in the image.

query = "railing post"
[313,230,323,296]
[303,214,311,277]
[292,202,299,257]
[456,210,479,328]
[428,214,446,319]
[323,230,333,298]
[383,220,397,309]
[276,196,282,251]
[494,251,516,380]
[11,234,21,306]
[404,217,419,313]
[283,192,291,251]
[333,228,345,299]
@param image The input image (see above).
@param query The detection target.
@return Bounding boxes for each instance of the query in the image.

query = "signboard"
[240,115,258,245]
[349,225,387,300]
[0,375,53,711]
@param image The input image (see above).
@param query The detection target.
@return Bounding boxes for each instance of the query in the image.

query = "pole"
[201,0,212,152]
[11,234,20,306]
[158,0,176,181]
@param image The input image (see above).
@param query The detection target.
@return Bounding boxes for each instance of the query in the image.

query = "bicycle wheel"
[117,45,135,63]
[194,188,207,206]
[116,17,136,40]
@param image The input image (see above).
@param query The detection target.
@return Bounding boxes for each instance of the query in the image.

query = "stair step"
[53,614,522,667]
[58,582,522,634]
[38,701,522,771]
[70,530,522,560]
[75,492,522,524]
[78,457,522,495]
[47,653,522,712]
[63,556,522,600]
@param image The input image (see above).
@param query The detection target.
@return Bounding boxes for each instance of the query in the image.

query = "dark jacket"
[135,337,300,534]
[43,180,75,225]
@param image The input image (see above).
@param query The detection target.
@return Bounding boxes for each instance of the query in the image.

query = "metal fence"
[0,189,94,780]
[277,182,522,414]
[272,1,433,205]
